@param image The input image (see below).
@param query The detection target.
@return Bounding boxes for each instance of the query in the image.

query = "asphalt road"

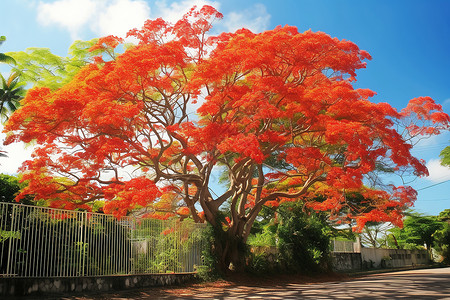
[262,267,450,300]
[39,267,450,299]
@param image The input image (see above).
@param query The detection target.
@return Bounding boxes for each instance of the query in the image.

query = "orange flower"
[176,207,190,216]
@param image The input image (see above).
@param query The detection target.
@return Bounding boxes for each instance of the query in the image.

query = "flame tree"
[4,6,449,271]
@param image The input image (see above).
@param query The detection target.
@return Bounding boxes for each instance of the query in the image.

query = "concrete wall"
[332,252,362,271]
[332,248,429,271]
[361,248,429,268]
[0,273,196,297]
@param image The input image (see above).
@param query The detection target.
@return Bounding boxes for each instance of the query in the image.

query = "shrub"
[246,202,332,274]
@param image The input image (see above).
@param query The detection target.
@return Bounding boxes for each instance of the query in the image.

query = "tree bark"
[210,222,247,274]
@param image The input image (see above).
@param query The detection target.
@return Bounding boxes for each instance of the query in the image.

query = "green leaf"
[0,53,16,65]
[440,145,450,167]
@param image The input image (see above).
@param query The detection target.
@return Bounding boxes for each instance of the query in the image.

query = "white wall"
[361,248,429,268]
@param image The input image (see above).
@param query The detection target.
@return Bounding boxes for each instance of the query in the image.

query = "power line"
[416,179,450,191]
[418,198,450,202]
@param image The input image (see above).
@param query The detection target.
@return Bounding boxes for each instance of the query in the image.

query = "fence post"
[354,236,361,253]
[130,217,135,275]
[6,203,16,276]
[78,212,87,277]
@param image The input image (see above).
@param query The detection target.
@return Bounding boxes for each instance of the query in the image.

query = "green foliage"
[0,36,22,122]
[438,209,450,222]
[0,229,20,243]
[0,174,32,204]
[247,227,277,247]
[277,203,331,273]
[390,211,443,250]
[195,223,222,281]
[360,222,395,248]
[246,203,332,275]
[247,209,278,247]
[246,247,279,275]
[0,36,16,65]
[0,53,15,65]
[7,39,99,90]
[0,72,25,122]
[440,146,450,167]
[134,234,182,273]
[16,214,131,276]
[132,218,207,274]
[433,222,450,264]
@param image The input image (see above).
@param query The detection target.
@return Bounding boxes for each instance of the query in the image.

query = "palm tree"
[0,72,24,122]
[0,36,22,122]
[0,36,20,161]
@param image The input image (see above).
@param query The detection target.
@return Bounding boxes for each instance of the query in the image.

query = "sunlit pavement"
[40,267,450,299]
[273,267,450,299]
[159,267,450,299]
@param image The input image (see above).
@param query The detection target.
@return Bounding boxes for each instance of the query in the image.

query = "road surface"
[52,267,450,299]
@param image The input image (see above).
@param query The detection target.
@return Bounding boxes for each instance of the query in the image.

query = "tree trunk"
[211,223,247,274]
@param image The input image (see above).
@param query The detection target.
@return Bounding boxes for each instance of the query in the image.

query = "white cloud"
[223,3,270,33]
[37,0,99,40]
[92,0,151,37]
[425,158,450,183]
[150,1,271,35]
[36,0,271,41]
[37,0,151,39]
[154,0,220,23]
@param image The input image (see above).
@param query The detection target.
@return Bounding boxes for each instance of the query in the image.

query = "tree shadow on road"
[18,268,450,299]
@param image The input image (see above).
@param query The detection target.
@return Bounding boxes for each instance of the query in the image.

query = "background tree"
[6,39,101,91]
[0,72,25,122]
[276,203,331,274]
[440,146,450,167]
[3,6,450,272]
[246,202,332,274]
[438,209,450,222]
[360,222,395,248]
[433,224,450,264]
[434,209,450,263]
[0,35,22,160]
[390,211,443,250]
[0,173,32,204]
[0,36,23,121]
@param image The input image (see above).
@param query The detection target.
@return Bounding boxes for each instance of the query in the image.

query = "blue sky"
[1,0,449,216]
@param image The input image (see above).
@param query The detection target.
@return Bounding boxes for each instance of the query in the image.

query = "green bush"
[246,203,331,275]
[195,223,222,281]
[434,222,450,264]
[277,205,331,274]
[247,249,278,275]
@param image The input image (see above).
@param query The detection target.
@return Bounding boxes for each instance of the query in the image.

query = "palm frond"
[0,53,16,65]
